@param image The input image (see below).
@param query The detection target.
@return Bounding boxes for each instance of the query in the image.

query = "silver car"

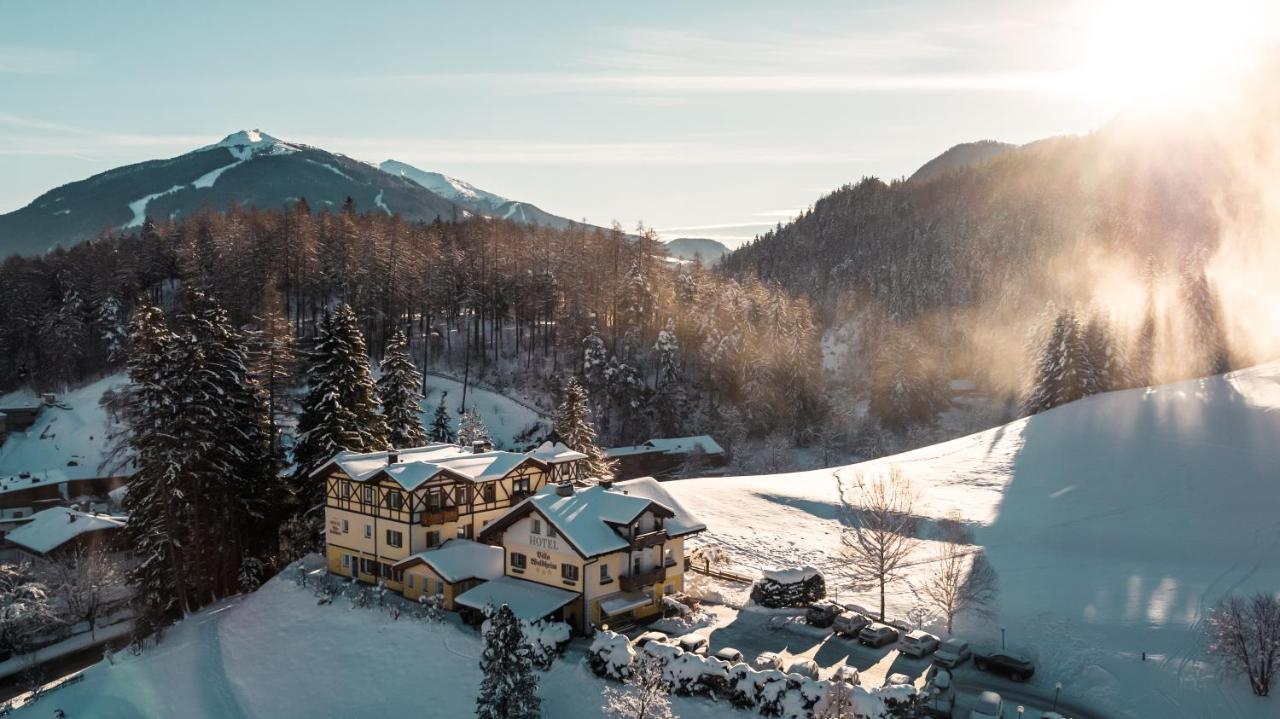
[899,629,941,658]
[933,638,971,668]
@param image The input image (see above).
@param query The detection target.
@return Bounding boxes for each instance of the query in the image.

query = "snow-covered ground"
[667,362,1280,718]
[419,373,548,449]
[0,375,127,480]
[7,563,728,719]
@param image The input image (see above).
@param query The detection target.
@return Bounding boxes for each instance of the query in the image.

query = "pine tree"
[1082,315,1131,392]
[246,308,297,474]
[377,330,427,448]
[1179,258,1230,378]
[292,304,388,508]
[476,605,542,719]
[458,409,491,449]
[869,329,946,432]
[1024,310,1097,415]
[649,320,687,436]
[554,376,615,480]
[430,394,455,443]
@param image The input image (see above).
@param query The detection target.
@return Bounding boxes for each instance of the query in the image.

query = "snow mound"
[666,362,1280,719]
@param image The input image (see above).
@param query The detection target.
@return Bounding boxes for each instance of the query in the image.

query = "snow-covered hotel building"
[320,442,705,633]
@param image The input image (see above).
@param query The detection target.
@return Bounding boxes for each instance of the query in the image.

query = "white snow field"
[0,374,127,481]
[667,362,1280,718]
[9,563,729,719]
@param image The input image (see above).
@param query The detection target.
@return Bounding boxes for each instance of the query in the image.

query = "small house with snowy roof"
[604,435,726,480]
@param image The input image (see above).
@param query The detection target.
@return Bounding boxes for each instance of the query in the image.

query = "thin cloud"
[0,45,85,74]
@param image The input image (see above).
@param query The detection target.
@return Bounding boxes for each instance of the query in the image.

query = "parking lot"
[632,605,1096,719]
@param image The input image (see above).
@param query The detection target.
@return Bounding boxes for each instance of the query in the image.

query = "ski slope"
[667,362,1280,718]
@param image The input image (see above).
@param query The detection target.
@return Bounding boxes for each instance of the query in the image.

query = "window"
[12,511,22,519]
[386,490,403,510]
[511,552,527,571]
[664,548,674,566]
[532,518,542,535]
[364,524,373,539]
[561,564,579,583]
[457,486,471,506]
[426,531,441,548]
[359,557,376,575]
[547,525,557,540]
[600,564,612,584]
[407,574,415,589]
[425,578,435,595]
[513,477,530,494]
[428,491,444,511]
[483,484,496,503]
[341,519,349,533]
[341,483,352,498]
[363,486,374,504]
[342,554,351,569]
[386,529,403,548]
[457,524,473,540]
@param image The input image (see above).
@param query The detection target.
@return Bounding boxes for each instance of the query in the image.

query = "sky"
[1,0,1274,246]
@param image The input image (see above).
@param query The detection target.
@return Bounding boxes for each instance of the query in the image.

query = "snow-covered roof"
[482,480,705,558]
[605,435,724,458]
[392,539,504,583]
[610,477,707,538]
[454,576,578,620]
[312,444,545,489]
[599,591,653,616]
[0,469,70,495]
[529,441,588,464]
[5,506,125,555]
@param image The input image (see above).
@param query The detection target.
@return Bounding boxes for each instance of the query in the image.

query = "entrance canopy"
[455,576,577,620]
[599,591,652,616]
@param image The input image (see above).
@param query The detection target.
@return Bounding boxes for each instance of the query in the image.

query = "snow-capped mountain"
[0,131,472,257]
[380,159,585,232]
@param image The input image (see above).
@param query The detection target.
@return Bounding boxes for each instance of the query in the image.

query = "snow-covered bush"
[588,630,636,680]
[727,663,761,708]
[750,566,826,608]
[754,669,791,716]
[480,608,570,670]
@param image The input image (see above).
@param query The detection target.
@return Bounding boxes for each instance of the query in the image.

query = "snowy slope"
[418,374,549,449]
[0,375,128,481]
[9,562,730,719]
[667,362,1280,719]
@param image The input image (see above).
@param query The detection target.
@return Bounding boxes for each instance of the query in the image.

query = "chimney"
[598,478,613,489]
[555,482,575,497]
[67,511,76,523]
[471,440,492,454]
[387,450,399,465]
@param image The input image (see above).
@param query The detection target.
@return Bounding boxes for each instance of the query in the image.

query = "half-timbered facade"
[320,442,586,592]
[467,477,706,633]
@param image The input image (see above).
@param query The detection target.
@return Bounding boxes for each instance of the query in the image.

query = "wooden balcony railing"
[420,507,460,526]
[619,566,666,592]
[629,530,667,550]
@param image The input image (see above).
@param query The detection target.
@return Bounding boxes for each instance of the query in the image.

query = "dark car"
[805,602,843,628]
[972,648,1036,682]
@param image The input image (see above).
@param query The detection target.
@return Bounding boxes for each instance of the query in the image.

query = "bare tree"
[840,467,919,621]
[813,679,858,718]
[1206,592,1280,697]
[0,563,60,658]
[601,653,674,719]
[922,514,998,634]
[42,545,128,640]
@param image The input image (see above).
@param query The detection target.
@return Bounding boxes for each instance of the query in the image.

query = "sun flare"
[1076,0,1279,109]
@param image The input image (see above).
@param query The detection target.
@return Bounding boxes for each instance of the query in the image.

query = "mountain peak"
[199,129,299,160]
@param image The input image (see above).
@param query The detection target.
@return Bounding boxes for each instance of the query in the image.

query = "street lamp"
[1016,706,1024,718]
[1000,627,1006,650]
[1054,681,1063,712]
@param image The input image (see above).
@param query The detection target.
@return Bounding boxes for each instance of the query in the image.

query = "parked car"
[676,633,709,656]
[899,629,941,658]
[633,631,670,648]
[883,672,912,687]
[805,602,843,628]
[833,611,872,637]
[754,651,785,670]
[933,638,971,668]
[790,658,820,679]
[857,623,900,648]
[922,667,955,717]
[714,647,743,663]
[969,690,1003,719]
[973,648,1036,682]
[833,664,860,686]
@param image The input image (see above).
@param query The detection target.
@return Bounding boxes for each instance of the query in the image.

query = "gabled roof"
[6,506,125,555]
[479,481,704,559]
[310,443,548,490]
[529,441,588,464]
[392,539,504,583]
[611,477,707,537]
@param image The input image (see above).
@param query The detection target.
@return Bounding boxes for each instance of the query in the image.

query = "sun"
[1074,0,1279,109]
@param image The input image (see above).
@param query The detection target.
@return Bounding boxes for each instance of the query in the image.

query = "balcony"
[629,530,667,550]
[419,507,459,526]
[619,566,666,592]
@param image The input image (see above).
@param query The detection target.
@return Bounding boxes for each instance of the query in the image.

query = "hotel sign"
[529,534,559,551]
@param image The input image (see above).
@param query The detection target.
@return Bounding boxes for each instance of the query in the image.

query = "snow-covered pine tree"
[246,307,297,470]
[430,394,455,443]
[1179,257,1231,378]
[476,604,542,719]
[1024,310,1097,415]
[1082,314,1131,392]
[869,329,946,432]
[458,409,491,449]
[114,298,191,630]
[600,653,674,719]
[649,319,687,437]
[554,376,616,480]
[377,329,428,448]
[292,304,388,507]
